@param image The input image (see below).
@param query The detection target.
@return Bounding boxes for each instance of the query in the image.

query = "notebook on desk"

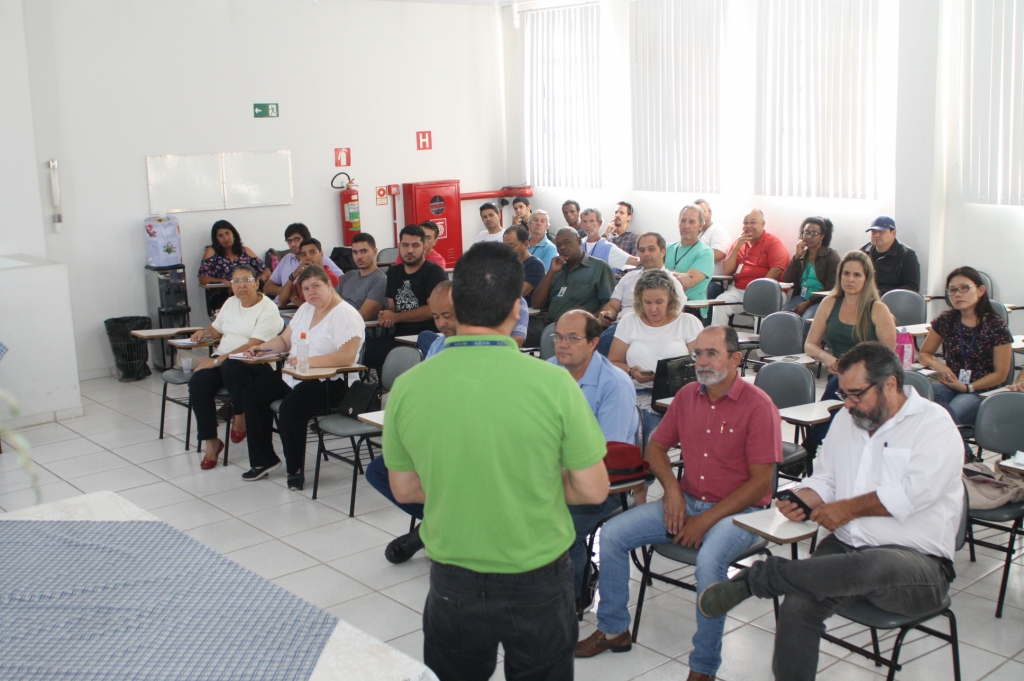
[229,351,287,362]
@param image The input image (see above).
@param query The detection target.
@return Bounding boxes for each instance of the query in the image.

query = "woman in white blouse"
[242,265,365,490]
[187,264,283,470]
[609,269,703,434]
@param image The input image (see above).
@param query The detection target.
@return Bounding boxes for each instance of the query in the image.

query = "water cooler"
[144,264,191,370]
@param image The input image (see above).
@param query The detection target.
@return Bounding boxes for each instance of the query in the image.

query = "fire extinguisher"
[331,172,361,246]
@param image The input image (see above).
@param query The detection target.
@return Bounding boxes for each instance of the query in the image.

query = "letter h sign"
[416,131,432,151]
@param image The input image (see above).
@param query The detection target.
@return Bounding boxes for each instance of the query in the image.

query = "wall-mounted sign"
[375,186,388,206]
[254,103,279,118]
[416,131,432,150]
[335,148,351,167]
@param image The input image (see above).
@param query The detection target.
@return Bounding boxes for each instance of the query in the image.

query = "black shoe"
[698,570,752,619]
[242,462,281,481]
[287,473,304,491]
[384,525,424,564]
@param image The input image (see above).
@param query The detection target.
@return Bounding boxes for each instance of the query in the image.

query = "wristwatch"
[967,383,974,393]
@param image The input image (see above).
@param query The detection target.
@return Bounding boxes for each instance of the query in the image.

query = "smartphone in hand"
[775,490,814,519]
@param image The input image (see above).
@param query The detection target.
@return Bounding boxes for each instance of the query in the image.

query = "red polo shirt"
[732,230,790,290]
[651,376,781,506]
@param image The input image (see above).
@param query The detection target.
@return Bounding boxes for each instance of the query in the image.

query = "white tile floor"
[2,372,1023,680]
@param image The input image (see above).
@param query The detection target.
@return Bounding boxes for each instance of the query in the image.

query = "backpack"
[962,462,1024,509]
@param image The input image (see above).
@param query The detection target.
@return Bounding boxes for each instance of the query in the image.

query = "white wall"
[0,0,47,257]
[21,0,509,378]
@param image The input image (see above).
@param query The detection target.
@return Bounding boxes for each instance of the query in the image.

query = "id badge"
[958,369,972,384]
[557,286,567,298]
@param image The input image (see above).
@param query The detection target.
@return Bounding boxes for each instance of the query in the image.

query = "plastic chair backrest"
[742,278,784,318]
[758,311,805,356]
[634,404,645,449]
[377,247,399,264]
[754,361,816,409]
[381,346,422,390]
[956,482,969,551]
[881,290,927,326]
[902,371,934,401]
[991,300,1009,326]
[540,322,557,360]
[978,271,995,300]
[974,392,1024,456]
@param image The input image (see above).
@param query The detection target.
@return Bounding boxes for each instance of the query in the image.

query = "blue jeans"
[365,455,424,520]
[932,382,982,426]
[569,496,624,599]
[596,495,760,676]
[804,374,840,460]
[635,389,662,442]
[781,295,820,339]
[598,323,618,357]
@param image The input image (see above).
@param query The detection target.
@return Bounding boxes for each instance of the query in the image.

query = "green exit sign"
[253,103,279,118]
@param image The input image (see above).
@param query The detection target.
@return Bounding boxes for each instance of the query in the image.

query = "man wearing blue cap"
[860,216,920,295]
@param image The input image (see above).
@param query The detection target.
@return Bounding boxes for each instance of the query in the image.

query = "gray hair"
[231,263,258,280]
[633,269,681,318]
[679,204,706,228]
[837,341,905,391]
[528,210,549,226]
[581,207,603,223]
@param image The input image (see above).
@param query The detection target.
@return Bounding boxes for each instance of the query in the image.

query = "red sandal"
[230,429,246,444]
[200,440,224,470]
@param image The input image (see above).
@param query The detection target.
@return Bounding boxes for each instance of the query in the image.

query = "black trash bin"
[104,316,153,382]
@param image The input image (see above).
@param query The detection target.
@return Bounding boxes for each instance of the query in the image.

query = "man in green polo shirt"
[525,226,615,346]
[384,242,609,681]
[666,204,715,321]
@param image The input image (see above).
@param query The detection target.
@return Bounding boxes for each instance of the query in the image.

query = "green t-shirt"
[383,335,607,573]
[800,262,823,298]
[665,240,715,316]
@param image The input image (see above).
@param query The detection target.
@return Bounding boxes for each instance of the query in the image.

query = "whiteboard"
[224,151,293,209]
[146,151,293,214]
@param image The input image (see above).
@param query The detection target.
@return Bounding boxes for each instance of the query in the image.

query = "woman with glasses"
[919,267,1012,427]
[241,265,364,491]
[609,269,703,434]
[187,265,283,470]
[800,251,898,463]
[781,217,841,328]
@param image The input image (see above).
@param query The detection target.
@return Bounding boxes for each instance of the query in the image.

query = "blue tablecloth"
[0,520,337,681]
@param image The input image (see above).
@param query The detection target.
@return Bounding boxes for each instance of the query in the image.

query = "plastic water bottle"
[296,332,309,373]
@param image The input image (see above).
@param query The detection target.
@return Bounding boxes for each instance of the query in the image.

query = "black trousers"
[525,316,549,348]
[243,372,347,475]
[362,334,400,372]
[423,552,577,681]
[188,360,271,442]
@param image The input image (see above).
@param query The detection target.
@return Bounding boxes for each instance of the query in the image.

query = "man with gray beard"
[576,326,781,681]
[699,342,963,681]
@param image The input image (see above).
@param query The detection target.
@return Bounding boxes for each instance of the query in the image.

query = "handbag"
[336,380,382,418]
[604,441,650,483]
[651,355,697,415]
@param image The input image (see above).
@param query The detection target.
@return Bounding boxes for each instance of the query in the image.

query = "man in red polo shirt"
[576,325,781,681]
[711,209,789,326]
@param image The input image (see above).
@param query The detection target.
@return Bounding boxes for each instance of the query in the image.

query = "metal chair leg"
[159,383,168,439]
[884,627,910,681]
[995,518,1022,618]
[631,546,654,642]
[348,438,363,517]
[945,610,962,681]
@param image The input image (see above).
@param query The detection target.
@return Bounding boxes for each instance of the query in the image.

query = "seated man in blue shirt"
[419,281,528,358]
[548,309,639,609]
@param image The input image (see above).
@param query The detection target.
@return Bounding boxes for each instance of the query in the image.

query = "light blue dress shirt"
[548,351,639,443]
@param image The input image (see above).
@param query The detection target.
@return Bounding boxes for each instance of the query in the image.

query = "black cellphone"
[774,490,814,519]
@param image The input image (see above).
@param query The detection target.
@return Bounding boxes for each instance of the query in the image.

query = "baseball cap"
[866,215,896,232]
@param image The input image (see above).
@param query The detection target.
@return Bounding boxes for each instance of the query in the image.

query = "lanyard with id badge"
[957,321,980,385]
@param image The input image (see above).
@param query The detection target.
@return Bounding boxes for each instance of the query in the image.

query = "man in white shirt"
[474,202,505,243]
[579,208,640,272]
[699,342,963,681]
[595,232,685,355]
[694,199,732,301]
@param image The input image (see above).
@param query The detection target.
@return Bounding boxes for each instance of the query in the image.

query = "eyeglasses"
[231,278,257,285]
[802,230,822,237]
[286,236,303,244]
[551,333,587,344]
[947,284,976,296]
[691,349,721,360]
[836,383,877,404]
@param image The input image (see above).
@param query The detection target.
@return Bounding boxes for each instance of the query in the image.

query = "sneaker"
[698,569,753,619]
[287,473,304,491]
[242,462,281,481]
[384,525,424,564]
